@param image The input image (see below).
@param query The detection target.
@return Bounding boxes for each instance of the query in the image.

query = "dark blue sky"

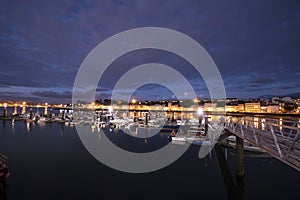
[0,0,300,103]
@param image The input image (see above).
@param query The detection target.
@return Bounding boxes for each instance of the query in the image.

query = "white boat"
[225,136,265,153]
[177,119,186,126]
[172,136,187,142]
[187,126,205,135]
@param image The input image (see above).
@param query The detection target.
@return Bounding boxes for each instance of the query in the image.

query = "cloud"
[32,90,72,99]
[249,78,275,84]
[0,0,299,101]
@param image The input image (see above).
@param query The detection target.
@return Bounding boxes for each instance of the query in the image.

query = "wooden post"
[29,109,33,120]
[205,116,209,134]
[236,136,244,176]
[198,115,202,127]
[133,111,137,122]
[3,107,6,117]
[145,112,148,125]
[236,136,244,200]
[61,110,65,120]
[215,144,236,200]
[49,109,53,121]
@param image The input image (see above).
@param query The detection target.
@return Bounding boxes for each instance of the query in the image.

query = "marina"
[1,117,300,199]
[0,103,299,199]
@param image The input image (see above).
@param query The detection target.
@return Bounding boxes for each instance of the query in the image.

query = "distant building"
[244,102,260,113]
[272,97,280,104]
[226,98,238,104]
[238,104,245,112]
[204,102,217,112]
[266,104,279,113]
[281,96,293,103]
[260,106,267,113]
[225,105,238,112]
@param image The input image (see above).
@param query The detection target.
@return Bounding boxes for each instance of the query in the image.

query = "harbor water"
[1,118,300,200]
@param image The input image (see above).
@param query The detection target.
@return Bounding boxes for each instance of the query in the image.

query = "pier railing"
[224,117,300,171]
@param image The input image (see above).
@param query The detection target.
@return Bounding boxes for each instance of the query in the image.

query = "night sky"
[0,0,300,103]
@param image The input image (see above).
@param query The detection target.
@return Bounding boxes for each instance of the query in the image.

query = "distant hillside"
[258,92,300,100]
[286,92,300,98]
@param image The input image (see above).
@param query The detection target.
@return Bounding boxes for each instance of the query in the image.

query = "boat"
[189,139,214,146]
[187,126,205,136]
[169,129,187,142]
[177,119,186,126]
[223,135,265,153]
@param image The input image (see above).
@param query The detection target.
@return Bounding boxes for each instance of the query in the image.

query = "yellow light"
[132,99,137,104]
[45,102,48,106]
[3,103,7,108]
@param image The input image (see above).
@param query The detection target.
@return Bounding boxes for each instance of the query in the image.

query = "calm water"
[1,119,300,200]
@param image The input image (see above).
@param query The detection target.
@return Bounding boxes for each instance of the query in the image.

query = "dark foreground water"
[1,120,300,200]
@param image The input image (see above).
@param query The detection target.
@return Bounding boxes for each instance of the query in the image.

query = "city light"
[108,106,113,113]
[131,99,137,104]
[198,107,203,115]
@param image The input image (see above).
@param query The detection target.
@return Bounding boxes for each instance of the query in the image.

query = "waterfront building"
[272,97,280,104]
[204,102,217,112]
[266,104,279,113]
[226,98,238,104]
[238,104,245,112]
[244,102,261,113]
[281,96,293,103]
[225,105,239,112]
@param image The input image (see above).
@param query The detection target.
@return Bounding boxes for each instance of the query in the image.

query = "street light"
[197,107,203,127]
[131,99,137,104]
[197,107,203,116]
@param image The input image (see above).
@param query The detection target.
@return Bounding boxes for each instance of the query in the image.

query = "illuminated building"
[225,105,238,112]
[238,104,244,112]
[266,104,279,113]
[244,102,261,113]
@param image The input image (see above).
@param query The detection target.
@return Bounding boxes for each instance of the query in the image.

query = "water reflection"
[215,144,241,200]
[0,181,8,200]
[60,124,64,139]
[279,118,283,132]
[26,122,32,133]
[11,119,14,134]
[0,117,299,199]
[253,117,259,129]
[261,120,265,130]
[2,120,5,130]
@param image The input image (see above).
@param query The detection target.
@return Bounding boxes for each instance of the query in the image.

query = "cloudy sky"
[0,0,300,103]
